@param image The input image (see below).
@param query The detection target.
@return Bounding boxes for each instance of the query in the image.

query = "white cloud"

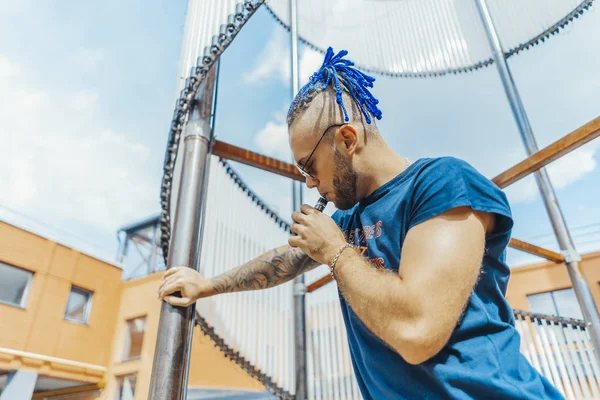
[243,29,290,85]
[253,120,290,160]
[0,54,157,234]
[299,48,323,83]
[504,142,599,204]
[243,28,323,87]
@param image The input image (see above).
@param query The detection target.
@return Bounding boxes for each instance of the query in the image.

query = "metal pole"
[117,232,130,264]
[474,0,600,366]
[148,65,217,399]
[290,0,302,212]
[290,0,308,398]
[149,221,159,274]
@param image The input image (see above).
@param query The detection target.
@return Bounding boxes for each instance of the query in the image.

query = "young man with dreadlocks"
[159,48,563,399]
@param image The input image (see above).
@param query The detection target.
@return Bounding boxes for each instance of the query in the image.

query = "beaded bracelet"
[329,243,354,280]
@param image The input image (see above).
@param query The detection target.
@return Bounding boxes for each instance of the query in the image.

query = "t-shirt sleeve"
[408,157,513,234]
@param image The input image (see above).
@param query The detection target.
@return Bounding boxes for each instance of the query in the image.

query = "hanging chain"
[195,312,295,400]
[158,1,295,398]
[160,0,266,262]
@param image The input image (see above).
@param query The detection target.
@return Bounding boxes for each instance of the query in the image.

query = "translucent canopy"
[264,0,593,77]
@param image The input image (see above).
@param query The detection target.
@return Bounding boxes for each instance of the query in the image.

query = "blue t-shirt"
[331,157,563,400]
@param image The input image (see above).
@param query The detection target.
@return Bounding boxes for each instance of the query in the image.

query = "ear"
[334,124,360,155]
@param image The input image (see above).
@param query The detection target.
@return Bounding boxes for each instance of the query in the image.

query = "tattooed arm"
[158,245,318,307]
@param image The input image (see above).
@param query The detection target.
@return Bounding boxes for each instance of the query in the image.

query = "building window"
[115,373,137,399]
[0,262,33,308]
[64,286,93,324]
[122,317,146,361]
[528,288,583,320]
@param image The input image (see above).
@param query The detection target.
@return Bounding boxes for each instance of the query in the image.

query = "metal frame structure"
[129,1,600,398]
[475,0,600,366]
[289,0,308,398]
[131,112,600,399]
[117,215,164,279]
[148,65,218,400]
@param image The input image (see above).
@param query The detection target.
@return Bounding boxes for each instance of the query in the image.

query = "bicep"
[400,207,490,344]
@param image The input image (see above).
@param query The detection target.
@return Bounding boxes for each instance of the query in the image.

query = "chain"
[158,1,296,398]
[160,0,266,262]
[263,0,595,78]
[195,312,295,400]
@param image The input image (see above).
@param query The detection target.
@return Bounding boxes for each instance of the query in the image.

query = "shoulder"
[414,156,476,175]
[411,156,491,188]
[408,156,513,233]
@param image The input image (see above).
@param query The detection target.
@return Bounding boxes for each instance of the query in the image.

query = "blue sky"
[0,1,598,266]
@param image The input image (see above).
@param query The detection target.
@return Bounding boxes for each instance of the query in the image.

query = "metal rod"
[289,0,308,398]
[474,0,600,367]
[149,221,159,274]
[212,139,304,181]
[148,65,217,400]
[117,232,130,264]
[492,116,600,189]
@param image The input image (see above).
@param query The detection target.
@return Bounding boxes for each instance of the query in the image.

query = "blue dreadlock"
[287,47,382,125]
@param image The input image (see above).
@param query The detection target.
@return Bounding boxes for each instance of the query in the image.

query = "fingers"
[290,223,306,237]
[291,211,306,224]
[164,295,193,307]
[288,235,301,248]
[162,266,184,280]
[158,279,182,300]
[300,204,314,215]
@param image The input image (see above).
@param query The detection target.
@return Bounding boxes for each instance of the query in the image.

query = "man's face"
[290,124,359,210]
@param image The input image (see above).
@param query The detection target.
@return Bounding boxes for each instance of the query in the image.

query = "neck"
[357,140,409,198]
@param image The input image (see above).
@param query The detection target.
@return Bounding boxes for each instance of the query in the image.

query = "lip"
[320,192,329,201]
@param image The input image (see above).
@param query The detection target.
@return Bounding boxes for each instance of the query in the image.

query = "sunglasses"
[295,123,346,179]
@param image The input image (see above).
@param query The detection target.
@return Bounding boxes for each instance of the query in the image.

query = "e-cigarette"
[315,196,328,212]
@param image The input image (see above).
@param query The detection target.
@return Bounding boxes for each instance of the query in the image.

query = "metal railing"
[515,310,600,400]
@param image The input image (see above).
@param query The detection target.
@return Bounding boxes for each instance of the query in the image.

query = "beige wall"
[101,272,264,399]
[506,251,600,311]
[0,221,263,398]
[0,221,121,385]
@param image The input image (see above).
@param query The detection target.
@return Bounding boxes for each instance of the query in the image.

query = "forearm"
[211,245,318,295]
[334,250,421,355]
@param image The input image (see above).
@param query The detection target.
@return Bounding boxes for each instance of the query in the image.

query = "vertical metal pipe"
[474,0,600,367]
[148,65,217,400]
[149,221,159,274]
[289,0,301,213]
[289,0,308,398]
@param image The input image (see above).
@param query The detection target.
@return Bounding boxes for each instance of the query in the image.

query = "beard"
[332,148,358,210]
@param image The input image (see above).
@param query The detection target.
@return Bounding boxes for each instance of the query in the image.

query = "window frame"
[115,372,137,399]
[121,315,147,362]
[0,262,34,309]
[63,285,94,325]
[527,287,583,320]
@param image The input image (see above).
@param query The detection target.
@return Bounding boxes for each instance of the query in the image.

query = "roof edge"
[0,211,122,270]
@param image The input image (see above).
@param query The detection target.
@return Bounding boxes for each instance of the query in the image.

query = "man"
[159,48,562,399]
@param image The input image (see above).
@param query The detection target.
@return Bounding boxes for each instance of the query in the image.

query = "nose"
[305,175,319,189]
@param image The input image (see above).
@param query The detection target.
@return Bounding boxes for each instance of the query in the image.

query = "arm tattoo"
[210,245,319,294]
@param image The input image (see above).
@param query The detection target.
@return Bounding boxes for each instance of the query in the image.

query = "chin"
[333,198,357,210]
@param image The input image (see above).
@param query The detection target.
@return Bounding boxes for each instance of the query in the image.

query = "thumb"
[164,295,193,307]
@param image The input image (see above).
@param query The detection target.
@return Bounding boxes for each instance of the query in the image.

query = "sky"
[0,1,599,267]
